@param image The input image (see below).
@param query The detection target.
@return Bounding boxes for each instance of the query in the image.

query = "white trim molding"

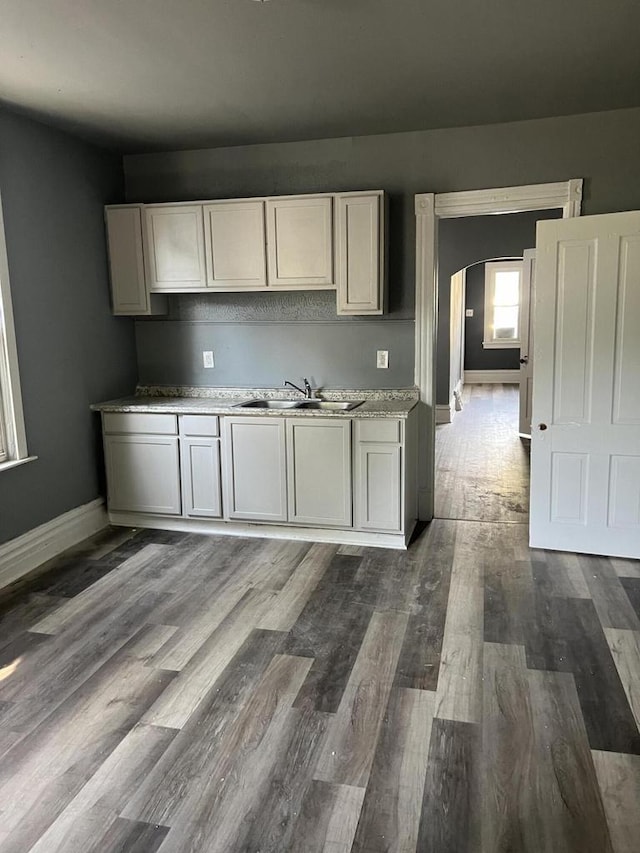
[0,189,29,463]
[0,498,109,592]
[464,369,520,384]
[436,404,452,424]
[414,179,583,521]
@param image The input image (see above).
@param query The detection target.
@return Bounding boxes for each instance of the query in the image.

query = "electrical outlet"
[465,308,474,318]
[202,350,215,369]
[376,350,389,369]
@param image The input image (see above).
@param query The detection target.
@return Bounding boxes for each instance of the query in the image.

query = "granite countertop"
[91,386,420,419]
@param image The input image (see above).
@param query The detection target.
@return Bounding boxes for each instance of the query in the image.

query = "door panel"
[608,456,640,529]
[553,240,597,423]
[612,235,640,423]
[531,211,640,558]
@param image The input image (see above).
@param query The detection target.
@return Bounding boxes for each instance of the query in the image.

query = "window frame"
[0,188,31,469]
[483,259,524,349]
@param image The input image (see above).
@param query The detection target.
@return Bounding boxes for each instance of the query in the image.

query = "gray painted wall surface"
[136,319,413,390]
[463,263,520,373]
[0,109,135,545]
[125,107,640,393]
[437,209,562,401]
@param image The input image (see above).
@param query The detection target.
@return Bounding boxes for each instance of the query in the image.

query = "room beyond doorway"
[435,383,529,523]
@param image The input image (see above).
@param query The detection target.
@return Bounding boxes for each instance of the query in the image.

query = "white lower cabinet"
[287,419,351,527]
[354,419,403,532]
[355,443,401,531]
[179,415,222,518]
[102,408,416,546]
[223,417,288,522]
[104,434,181,515]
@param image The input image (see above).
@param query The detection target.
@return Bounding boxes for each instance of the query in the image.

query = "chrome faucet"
[283,378,313,399]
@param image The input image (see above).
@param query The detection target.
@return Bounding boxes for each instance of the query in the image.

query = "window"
[483,260,523,349]
[0,189,30,469]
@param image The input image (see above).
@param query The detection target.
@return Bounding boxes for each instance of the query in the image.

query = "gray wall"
[437,209,562,400]
[124,106,640,392]
[0,109,136,545]
[463,263,520,372]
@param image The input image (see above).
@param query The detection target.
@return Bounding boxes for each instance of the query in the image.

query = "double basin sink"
[236,399,364,411]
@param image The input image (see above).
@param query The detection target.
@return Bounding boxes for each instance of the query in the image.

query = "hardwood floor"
[0,385,638,851]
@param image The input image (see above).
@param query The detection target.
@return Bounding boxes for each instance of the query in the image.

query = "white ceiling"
[1,0,639,153]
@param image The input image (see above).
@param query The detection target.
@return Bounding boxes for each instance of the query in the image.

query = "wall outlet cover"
[376,350,389,369]
[203,350,215,368]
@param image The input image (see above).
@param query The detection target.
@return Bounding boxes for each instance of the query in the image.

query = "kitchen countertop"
[91,387,420,419]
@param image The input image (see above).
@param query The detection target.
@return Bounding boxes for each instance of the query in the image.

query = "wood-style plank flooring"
[435,383,529,523]
[0,385,638,851]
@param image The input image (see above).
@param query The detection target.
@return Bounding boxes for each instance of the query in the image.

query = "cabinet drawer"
[179,415,219,437]
[103,412,177,435]
[356,419,401,444]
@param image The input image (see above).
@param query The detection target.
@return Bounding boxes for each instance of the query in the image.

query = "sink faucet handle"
[303,378,313,399]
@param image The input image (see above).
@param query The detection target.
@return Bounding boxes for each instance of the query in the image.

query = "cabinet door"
[223,417,287,522]
[336,192,384,315]
[181,438,222,518]
[355,443,401,531]
[105,435,181,515]
[105,206,149,314]
[286,419,352,527]
[144,205,206,289]
[266,197,334,287]
[203,201,266,288]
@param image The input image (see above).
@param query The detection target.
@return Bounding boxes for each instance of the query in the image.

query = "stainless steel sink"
[297,400,364,411]
[235,399,302,409]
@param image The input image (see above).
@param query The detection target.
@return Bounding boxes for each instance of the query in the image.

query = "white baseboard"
[435,404,452,424]
[464,369,520,384]
[0,498,109,592]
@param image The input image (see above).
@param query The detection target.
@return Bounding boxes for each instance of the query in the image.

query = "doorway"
[413,179,583,521]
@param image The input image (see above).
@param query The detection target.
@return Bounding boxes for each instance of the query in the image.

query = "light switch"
[377,350,389,369]
[465,309,474,318]
[203,350,215,368]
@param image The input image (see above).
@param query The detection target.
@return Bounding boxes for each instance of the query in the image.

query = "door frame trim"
[413,179,583,520]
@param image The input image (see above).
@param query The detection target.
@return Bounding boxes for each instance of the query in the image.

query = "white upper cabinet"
[104,191,386,313]
[266,196,334,287]
[144,204,207,290]
[203,201,267,288]
[336,192,385,315]
[105,206,166,315]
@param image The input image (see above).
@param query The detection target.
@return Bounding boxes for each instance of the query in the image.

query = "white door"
[518,248,535,436]
[530,211,640,559]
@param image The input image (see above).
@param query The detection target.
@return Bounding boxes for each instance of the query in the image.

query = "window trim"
[483,260,524,349]
[0,189,29,464]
